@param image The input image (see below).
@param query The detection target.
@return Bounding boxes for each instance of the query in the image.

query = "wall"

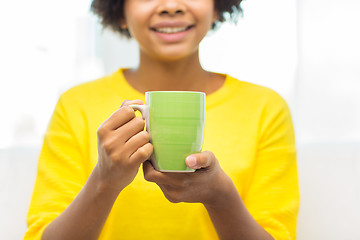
[295,0,360,238]
[295,0,360,143]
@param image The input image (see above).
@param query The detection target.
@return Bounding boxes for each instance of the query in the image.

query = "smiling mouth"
[151,26,194,34]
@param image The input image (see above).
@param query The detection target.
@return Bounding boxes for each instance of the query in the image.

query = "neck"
[124,50,224,95]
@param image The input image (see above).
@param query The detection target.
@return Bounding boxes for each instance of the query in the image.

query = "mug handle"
[130,104,157,168]
[129,104,149,121]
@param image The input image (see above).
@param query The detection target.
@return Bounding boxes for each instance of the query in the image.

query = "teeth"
[156,27,188,34]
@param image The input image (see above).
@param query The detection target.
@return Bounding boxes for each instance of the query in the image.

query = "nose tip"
[157,1,186,16]
[160,9,184,16]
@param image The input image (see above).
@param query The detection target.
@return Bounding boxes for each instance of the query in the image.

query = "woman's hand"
[96,100,153,193]
[143,151,233,207]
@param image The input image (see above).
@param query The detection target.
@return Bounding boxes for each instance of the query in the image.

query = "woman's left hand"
[143,151,233,207]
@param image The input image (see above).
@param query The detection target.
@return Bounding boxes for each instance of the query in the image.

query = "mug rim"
[145,91,205,94]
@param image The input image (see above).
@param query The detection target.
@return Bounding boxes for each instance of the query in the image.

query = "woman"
[25,0,299,239]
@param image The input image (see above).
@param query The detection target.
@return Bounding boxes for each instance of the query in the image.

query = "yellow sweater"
[25,69,299,240]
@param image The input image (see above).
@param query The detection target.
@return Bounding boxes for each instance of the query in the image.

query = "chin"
[158,54,190,62]
[154,48,198,62]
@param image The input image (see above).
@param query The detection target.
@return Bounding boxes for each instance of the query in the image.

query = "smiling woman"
[2,0,359,238]
[24,0,299,240]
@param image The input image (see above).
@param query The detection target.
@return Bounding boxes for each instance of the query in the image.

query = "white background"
[0,0,359,239]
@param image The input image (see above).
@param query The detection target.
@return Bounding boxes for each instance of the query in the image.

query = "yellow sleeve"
[244,94,300,240]
[24,95,88,239]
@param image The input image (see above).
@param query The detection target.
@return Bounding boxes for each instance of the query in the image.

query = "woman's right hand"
[95,100,153,193]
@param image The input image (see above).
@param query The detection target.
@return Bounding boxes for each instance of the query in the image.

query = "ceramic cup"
[131,91,205,172]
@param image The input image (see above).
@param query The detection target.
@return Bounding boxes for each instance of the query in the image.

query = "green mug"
[131,91,205,172]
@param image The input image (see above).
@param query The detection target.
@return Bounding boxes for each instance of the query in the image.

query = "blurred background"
[0,0,359,239]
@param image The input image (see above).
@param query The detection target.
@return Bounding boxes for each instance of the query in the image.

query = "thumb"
[185,151,216,170]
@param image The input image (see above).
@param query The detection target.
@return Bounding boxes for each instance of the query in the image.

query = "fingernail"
[186,156,197,168]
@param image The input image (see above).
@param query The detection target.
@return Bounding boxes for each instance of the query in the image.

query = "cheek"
[193,5,216,28]
[123,4,150,32]
[126,15,147,38]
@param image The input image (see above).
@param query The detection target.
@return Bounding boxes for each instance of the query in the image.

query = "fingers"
[143,161,164,183]
[129,143,153,165]
[143,161,189,186]
[99,100,143,131]
[125,131,150,149]
[143,151,218,185]
[115,116,145,143]
[185,151,217,170]
[143,152,223,205]
[98,116,145,156]
[125,131,150,156]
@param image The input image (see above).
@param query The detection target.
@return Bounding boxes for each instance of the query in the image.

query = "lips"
[150,22,194,34]
[149,22,195,42]
[154,26,192,34]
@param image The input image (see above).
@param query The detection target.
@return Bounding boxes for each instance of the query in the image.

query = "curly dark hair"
[90,0,243,38]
